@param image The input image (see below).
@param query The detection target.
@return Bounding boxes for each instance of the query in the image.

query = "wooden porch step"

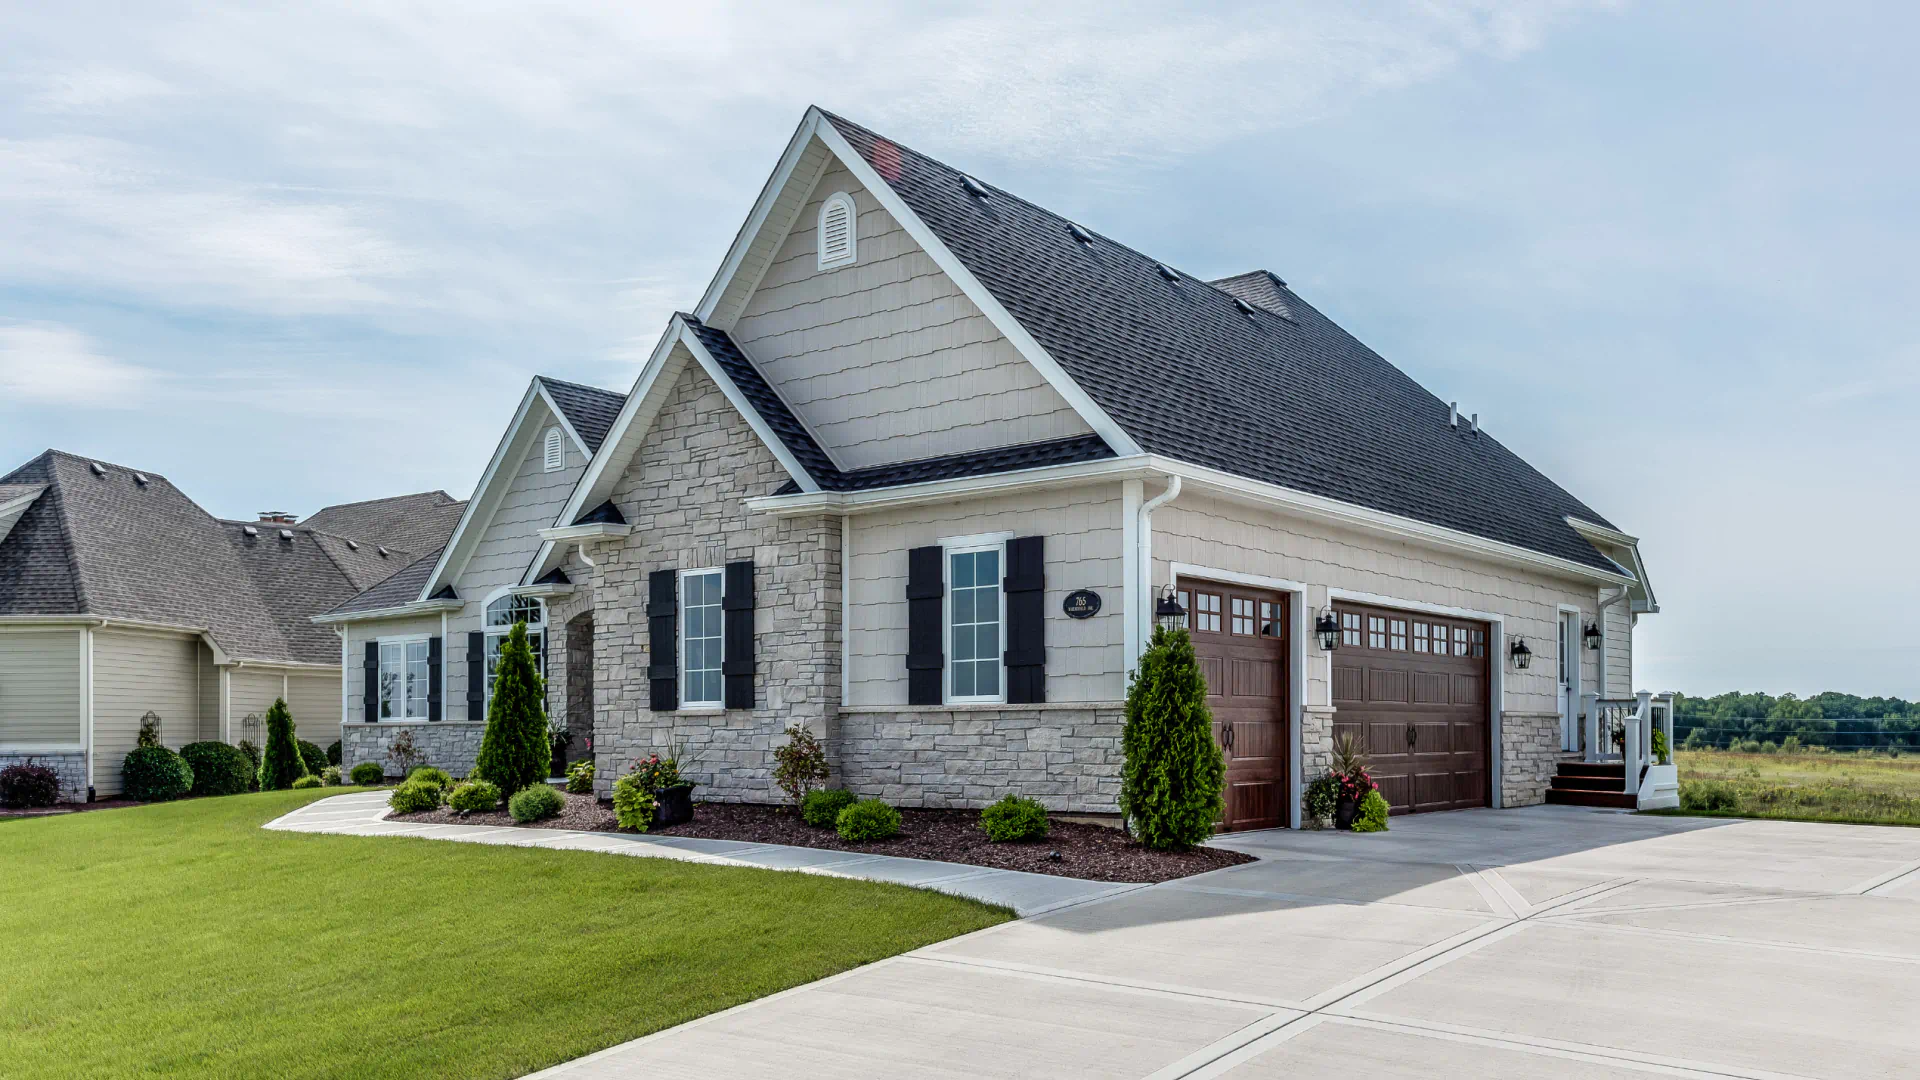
[1556,761,1626,780]
[1546,788,1637,809]
[1550,774,1627,793]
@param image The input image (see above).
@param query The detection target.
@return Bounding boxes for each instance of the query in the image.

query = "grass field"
[1671,749,1920,826]
[0,788,1008,1079]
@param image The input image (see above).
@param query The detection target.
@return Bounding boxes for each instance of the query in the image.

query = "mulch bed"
[388,793,1252,883]
[653,802,1254,883]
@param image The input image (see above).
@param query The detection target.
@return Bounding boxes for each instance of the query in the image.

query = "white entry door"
[1558,611,1581,752]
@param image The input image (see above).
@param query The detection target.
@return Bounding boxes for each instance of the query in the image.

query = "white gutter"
[311,598,463,626]
[537,522,631,543]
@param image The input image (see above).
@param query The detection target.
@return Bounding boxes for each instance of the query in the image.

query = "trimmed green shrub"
[1120,625,1224,850]
[321,766,342,786]
[123,746,193,802]
[180,741,253,797]
[612,774,656,832]
[979,794,1049,842]
[291,774,323,790]
[1680,779,1740,812]
[472,621,549,798]
[349,762,385,786]
[565,759,595,795]
[326,740,342,766]
[408,766,453,791]
[0,762,60,808]
[836,798,901,842]
[508,784,564,823]
[448,780,501,812]
[801,788,857,828]
[1303,773,1341,827]
[387,779,442,814]
[771,724,830,807]
[1351,790,1391,833]
[237,739,262,774]
[297,740,328,777]
[257,698,307,791]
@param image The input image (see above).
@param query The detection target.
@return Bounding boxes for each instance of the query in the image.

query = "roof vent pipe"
[1469,414,1479,436]
[89,462,107,477]
[1449,402,1459,427]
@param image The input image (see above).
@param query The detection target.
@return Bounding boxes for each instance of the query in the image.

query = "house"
[324,107,1660,829]
[0,449,463,800]
[317,377,626,777]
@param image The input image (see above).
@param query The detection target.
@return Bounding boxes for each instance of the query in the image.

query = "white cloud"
[0,322,155,406]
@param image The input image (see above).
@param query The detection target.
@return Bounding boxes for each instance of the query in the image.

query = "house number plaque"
[1062,589,1102,619]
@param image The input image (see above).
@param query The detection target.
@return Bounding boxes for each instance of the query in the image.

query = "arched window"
[817,191,857,269]
[543,427,564,472]
[483,592,546,712]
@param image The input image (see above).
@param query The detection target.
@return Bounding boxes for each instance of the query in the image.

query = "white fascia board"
[419,381,545,601]
[1567,516,1658,613]
[1156,456,1638,588]
[676,318,822,495]
[806,113,1145,461]
[0,485,44,547]
[533,380,594,457]
[536,523,631,542]
[744,454,1159,517]
[310,598,463,626]
[694,111,827,325]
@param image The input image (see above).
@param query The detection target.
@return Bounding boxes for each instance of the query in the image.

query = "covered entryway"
[1331,601,1489,814]
[1180,579,1289,831]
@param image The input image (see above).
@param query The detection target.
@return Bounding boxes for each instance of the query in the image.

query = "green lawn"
[1666,749,1920,826]
[0,789,1009,1079]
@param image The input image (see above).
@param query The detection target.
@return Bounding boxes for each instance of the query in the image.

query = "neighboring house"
[315,377,626,777]
[322,107,1660,829]
[0,450,462,800]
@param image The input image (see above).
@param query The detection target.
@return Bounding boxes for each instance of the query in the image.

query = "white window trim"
[816,191,857,270]
[679,567,726,711]
[941,532,1012,705]
[481,589,546,717]
[377,634,432,721]
[543,426,564,472]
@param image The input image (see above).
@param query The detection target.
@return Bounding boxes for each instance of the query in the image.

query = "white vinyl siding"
[0,629,82,746]
[731,157,1092,471]
[90,629,200,795]
[228,669,286,746]
[286,674,340,745]
[846,485,1125,706]
[679,569,725,708]
[197,642,220,742]
[1604,602,1634,698]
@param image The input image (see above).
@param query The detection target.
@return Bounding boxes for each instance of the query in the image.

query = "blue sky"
[2,2,1914,697]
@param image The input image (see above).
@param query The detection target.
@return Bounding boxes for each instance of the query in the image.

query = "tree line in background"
[1673,690,1920,751]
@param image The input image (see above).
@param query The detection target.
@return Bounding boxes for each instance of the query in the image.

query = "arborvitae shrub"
[472,621,548,798]
[1119,625,1224,850]
[256,699,307,792]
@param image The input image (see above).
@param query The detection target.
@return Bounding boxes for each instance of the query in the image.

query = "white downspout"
[1136,475,1182,661]
[1596,586,1630,699]
[573,541,597,570]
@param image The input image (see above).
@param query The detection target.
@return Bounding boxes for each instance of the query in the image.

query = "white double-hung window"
[680,568,725,708]
[946,541,1004,702]
[483,593,545,712]
[378,638,431,719]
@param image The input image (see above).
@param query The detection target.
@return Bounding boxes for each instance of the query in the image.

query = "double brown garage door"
[1331,602,1491,814]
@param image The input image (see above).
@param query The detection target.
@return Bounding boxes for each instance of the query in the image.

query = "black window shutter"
[426,636,443,722]
[466,632,485,721]
[906,545,944,705]
[362,641,379,721]
[648,569,679,712]
[1003,536,1046,704]
[722,560,756,710]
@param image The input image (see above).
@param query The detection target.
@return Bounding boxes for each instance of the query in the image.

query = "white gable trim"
[417,381,552,601]
[0,484,44,548]
[1568,516,1658,614]
[693,108,1142,460]
[522,316,823,586]
[532,381,595,458]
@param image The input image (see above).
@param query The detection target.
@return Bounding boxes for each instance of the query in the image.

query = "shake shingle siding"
[824,113,1619,573]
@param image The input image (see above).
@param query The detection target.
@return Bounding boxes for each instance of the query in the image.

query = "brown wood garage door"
[1180,580,1289,831]
[1331,602,1489,815]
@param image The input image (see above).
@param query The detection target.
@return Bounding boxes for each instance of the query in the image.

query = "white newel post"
[1657,695,1674,761]
[1582,691,1600,763]
[1622,718,1641,796]
[1636,691,1654,769]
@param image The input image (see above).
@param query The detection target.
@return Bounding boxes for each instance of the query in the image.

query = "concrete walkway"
[514,804,1920,1079]
[265,792,1137,917]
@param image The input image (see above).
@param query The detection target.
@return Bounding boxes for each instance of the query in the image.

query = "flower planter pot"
[1334,796,1358,831]
[653,785,695,828]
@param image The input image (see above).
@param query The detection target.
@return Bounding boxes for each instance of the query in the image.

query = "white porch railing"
[1580,690,1679,809]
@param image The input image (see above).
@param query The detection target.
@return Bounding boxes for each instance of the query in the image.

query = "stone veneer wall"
[543,572,597,762]
[0,751,87,803]
[835,704,1127,812]
[590,364,841,802]
[1500,711,1561,807]
[340,721,487,779]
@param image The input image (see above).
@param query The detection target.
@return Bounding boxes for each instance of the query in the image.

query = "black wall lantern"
[1315,607,1341,651]
[1509,637,1534,670]
[1582,621,1602,651]
[1154,585,1187,631]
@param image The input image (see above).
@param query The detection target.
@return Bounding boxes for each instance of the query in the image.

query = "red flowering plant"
[1334,767,1376,802]
[1329,732,1375,801]
[627,743,695,793]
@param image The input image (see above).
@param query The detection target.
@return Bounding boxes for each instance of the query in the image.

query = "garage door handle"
[1406,723,1417,748]
[1222,725,1234,753]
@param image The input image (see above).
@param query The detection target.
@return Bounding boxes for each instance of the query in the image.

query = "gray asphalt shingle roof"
[322,546,444,616]
[300,491,466,560]
[537,376,627,455]
[823,112,1620,573]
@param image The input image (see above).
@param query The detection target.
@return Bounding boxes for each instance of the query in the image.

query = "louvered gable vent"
[817,191,857,269]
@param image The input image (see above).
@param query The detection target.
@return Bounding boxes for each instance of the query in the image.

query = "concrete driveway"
[529,806,1920,1080]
